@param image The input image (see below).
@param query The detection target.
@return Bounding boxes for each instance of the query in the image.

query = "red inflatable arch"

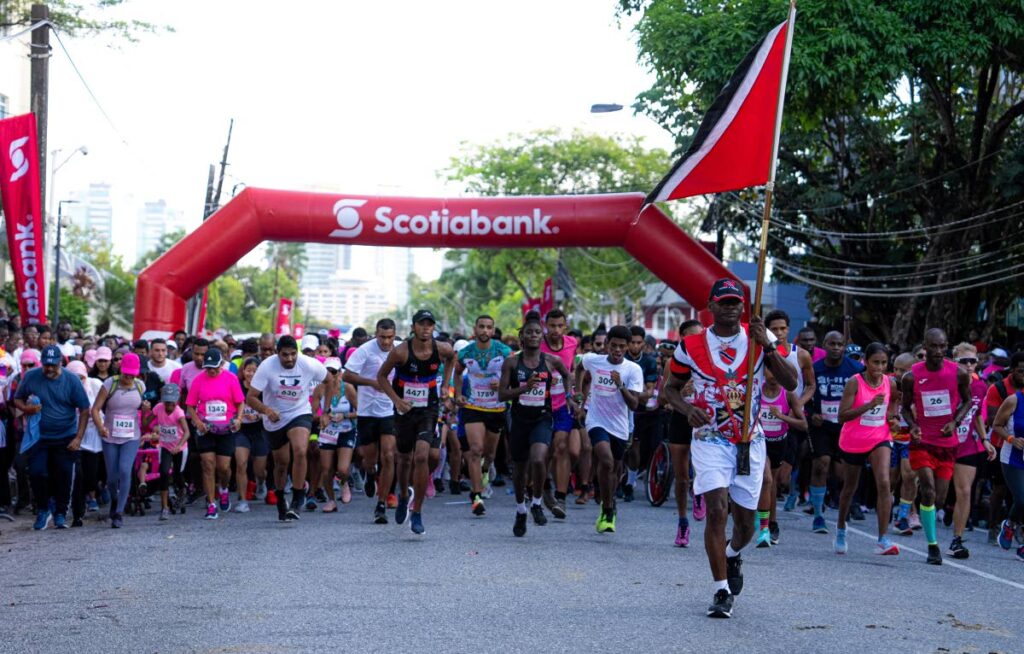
[133,188,738,339]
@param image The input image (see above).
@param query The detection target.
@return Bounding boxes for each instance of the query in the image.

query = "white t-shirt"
[149,358,182,384]
[672,327,766,445]
[581,353,643,440]
[251,354,327,431]
[345,339,395,418]
[80,377,104,453]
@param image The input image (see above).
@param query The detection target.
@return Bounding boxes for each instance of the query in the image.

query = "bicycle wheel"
[646,441,674,507]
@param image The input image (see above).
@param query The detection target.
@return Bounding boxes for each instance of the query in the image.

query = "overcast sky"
[41,0,678,270]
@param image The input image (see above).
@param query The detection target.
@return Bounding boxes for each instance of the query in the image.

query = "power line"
[50,26,129,146]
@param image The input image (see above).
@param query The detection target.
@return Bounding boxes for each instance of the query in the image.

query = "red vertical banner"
[275,298,293,336]
[0,114,47,325]
[293,323,304,339]
[540,277,554,317]
[521,297,541,319]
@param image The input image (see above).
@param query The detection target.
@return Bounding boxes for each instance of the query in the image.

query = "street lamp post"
[53,199,78,327]
[48,145,88,221]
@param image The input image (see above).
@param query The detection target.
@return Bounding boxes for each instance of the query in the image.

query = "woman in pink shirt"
[837,343,901,556]
[186,349,244,520]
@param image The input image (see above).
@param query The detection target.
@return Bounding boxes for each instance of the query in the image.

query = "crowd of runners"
[1,281,1023,618]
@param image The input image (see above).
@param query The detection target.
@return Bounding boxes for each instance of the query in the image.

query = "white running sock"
[725,543,741,559]
[516,502,528,514]
[713,579,729,593]
[531,496,543,507]
[627,468,638,486]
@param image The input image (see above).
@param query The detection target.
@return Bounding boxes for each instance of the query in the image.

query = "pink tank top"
[759,388,790,441]
[955,377,988,459]
[541,334,577,411]
[839,373,891,453]
[912,360,961,447]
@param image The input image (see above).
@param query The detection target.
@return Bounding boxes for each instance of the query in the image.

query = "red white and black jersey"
[670,325,765,445]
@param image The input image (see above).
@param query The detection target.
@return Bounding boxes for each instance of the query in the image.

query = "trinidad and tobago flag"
[647,13,794,203]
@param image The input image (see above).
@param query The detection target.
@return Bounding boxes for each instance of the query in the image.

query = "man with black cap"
[661,278,797,618]
[13,344,92,529]
[247,335,327,521]
[377,309,456,535]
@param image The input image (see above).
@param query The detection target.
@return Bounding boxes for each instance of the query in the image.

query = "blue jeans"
[28,437,80,516]
[103,439,141,515]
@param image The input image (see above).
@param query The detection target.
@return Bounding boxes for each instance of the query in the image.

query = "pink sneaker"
[340,483,352,504]
[426,479,436,499]
[675,521,690,547]
[692,494,706,521]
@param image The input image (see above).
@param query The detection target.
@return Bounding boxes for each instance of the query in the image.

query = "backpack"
[102,375,147,413]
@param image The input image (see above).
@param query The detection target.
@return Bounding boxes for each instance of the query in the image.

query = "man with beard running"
[661,279,797,618]
[500,317,574,537]
[539,309,577,519]
[343,319,398,524]
[246,336,327,521]
[376,310,456,535]
[454,315,512,516]
[901,328,973,564]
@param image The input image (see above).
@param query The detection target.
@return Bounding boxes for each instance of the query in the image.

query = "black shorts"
[319,431,356,452]
[668,410,693,446]
[395,409,440,454]
[588,427,628,461]
[984,456,1006,485]
[956,450,988,468]
[195,431,237,457]
[357,416,395,447]
[809,422,841,459]
[265,415,314,451]
[462,408,506,434]
[839,441,891,467]
[766,434,797,468]
[509,417,553,462]
[236,422,270,457]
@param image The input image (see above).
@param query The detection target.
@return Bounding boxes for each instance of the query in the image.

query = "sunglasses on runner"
[915,353,925,359]
[957,357,978,365]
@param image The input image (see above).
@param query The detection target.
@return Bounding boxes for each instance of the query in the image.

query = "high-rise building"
[136,199,186,262]
[66,183,114,243]
[300,274,391,328]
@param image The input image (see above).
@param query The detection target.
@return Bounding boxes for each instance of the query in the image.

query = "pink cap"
[95,346,113,361]
[84,349,99,369]
[20,348,40,366]
[120,352,141,376]
[66,360,88,377]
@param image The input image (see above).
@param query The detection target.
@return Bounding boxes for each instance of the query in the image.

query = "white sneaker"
[234,500,251,513]
[350,468,365,493]
[482,485,494,499]
[254,482,267,501]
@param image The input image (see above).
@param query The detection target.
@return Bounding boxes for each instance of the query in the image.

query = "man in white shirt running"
[148,338,182,384]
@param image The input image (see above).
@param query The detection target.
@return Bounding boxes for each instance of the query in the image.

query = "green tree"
[1,1,170,41]
[136,228,186,270]
[406,129,686,332]
[620,0,1024,347]
[48,284,90,333]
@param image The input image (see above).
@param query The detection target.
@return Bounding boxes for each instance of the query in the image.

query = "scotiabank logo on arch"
[329,199,559,239]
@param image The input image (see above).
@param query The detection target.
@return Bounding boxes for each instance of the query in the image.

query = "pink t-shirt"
[955,377,988,459]
[540,334,577,411]
[152,403,187,452]
[839,373,891,454]
[170,362,203,395]
[186,370,245,425]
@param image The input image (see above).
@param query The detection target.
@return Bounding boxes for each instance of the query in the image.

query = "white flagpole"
[739,0,797,469]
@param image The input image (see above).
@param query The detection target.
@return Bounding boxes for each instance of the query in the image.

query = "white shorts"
[690,438,766,510]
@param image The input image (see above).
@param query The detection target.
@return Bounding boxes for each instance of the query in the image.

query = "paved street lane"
[1,489,1020,653]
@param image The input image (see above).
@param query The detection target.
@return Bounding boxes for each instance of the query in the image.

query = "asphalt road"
[1,487,1021,654]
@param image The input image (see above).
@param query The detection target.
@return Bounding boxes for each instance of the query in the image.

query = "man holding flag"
[645,0,797,618]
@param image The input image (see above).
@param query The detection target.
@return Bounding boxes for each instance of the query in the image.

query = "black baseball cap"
[708,278,745,302]
[412,309,436,324]
[202,349,223,369]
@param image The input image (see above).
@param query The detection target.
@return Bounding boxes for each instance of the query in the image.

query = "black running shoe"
[373,502,388,524]
[277,494,289,521]
[365,471,376,499]
[284,508,300,521]
[926,543,943,565]
[530,504,548,526]
[849,503,865,521]
[623,484,634,503]
[947,537,969,560]
[449,479,462,495]
[551,499,567,520]
[513,512,527,537]
[707,589,734,618]
[726,552,744,596]
[769,521,780,545]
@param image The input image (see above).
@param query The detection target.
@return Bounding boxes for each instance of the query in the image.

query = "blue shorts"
[552,405,573,434]
[891,441,910,468]
[456,410,469,450]
[237,423,270,458]
[588,427,628,461]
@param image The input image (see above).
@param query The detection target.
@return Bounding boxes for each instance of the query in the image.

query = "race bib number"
[860,403,886,427]
[594,369,617,395]
[759,407,782,431]
[551,372,564,396]
[320,421,340,445]
[242,405,260,423]
[470,381,499,407]
[957,404,979,443]
[520,385,547,408]
[821,400,840,423]
[110,414,136,440]
[403,382,429,408]
[158,424,180,444]
[205,400,228,422]
[274,382,304,404]
[921,390,952,417]
[646,389,659,410]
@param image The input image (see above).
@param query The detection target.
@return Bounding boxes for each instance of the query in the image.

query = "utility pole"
[30,4,50,216]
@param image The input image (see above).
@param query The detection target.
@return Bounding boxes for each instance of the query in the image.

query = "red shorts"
[909,443,956,481]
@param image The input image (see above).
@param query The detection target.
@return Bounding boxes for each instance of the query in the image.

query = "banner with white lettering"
[276,298,293,336]
[0,114,46,325]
